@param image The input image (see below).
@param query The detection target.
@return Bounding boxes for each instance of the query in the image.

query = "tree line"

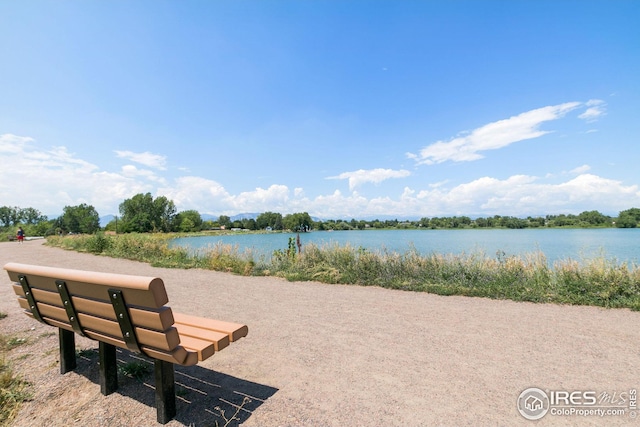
[2,193,640,239]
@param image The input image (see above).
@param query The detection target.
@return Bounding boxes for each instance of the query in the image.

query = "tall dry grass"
[45,234,640,310]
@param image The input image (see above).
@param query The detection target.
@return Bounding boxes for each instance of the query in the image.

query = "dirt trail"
[1,240,639,426]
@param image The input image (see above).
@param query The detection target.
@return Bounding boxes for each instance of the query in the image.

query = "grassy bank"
[0,312,32,427]
[45,234,640,310]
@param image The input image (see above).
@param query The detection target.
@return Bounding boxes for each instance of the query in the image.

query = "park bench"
[3,262,248,424]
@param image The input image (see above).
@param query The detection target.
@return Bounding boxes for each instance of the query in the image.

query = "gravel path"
[1,240,639,426]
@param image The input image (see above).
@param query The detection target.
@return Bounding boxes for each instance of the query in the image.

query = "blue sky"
[1,1,639,219]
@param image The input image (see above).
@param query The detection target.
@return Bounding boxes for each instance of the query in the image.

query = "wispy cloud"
[114,150,167,170]
[121,165,166,183]
[578,99,607,122]
[407,102,582,165]
[0,133,35,153]
[569,164,591,175]
[327,168,411,190]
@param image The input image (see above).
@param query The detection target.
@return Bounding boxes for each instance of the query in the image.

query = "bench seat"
[4,262,248,423]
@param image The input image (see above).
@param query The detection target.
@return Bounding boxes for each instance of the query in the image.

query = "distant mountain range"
[99,214,115,227]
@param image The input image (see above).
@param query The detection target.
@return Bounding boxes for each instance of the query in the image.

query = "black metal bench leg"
[59,328,76,374]
[99,341,118,395]
[155,359,176,424]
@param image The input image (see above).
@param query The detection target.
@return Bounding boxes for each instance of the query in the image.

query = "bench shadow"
[74,348,278,426]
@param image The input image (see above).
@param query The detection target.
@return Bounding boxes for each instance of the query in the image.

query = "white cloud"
[226,185,291,213]
[121,165,166,183]
[2,132,638,220]
[295,173,639,218]
[409,174,639,217]
[304,190,369,218]
[158,176,230,213]
[327,168,411,190]
[115,150,167,170]
[578,99,607,123]
[408,102,581,165]
[0,133,35,153]
[569,165,591,175]
[0,134,152,215]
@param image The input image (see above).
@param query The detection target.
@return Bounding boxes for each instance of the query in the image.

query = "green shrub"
[119,361,150,380]
[86,233,112,254]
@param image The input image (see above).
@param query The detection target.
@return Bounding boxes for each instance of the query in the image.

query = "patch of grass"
[0,335,32,426]
[118,361,150,380]
[0,312,7,320]
[5,337,27,350]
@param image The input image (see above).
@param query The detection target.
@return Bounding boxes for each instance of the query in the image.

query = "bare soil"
[1,240,640,426]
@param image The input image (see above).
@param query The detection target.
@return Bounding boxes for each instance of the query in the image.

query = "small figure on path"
[16,227,24,244]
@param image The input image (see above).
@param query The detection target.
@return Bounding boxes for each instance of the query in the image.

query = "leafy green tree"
[218,215,232,229]
[527,217,546,228]
[241,218,257,230]
[0,206,48,227]
[178,218,195,232]
[547,214,578,227]
[20,207,47,225]
[475,217,489,228]
[256,212,283,230]
[578,210,610,226]
[202,220,218,230]
[119,193,177,233]
[174,210,203,232]
[152,196,177,232]
[333,220,351,230]
[502,217,528,229]
[616,208,640,228]
[0,206,20,227]
[283,212,313,232]
[60,204,100,234]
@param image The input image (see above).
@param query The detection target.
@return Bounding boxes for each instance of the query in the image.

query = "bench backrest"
[4,262,197,366]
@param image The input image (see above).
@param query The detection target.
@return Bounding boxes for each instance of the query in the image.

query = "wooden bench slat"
[23,312,200,366]
[174,323,230,351]
[173,312,248,342]
[177,335,216,361]
[12,284,175,331]
[5,262,168,308]
[17,298,180,351]
[85,329,199,367]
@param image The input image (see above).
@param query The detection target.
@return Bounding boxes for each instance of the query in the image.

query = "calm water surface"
[170,228,640,264]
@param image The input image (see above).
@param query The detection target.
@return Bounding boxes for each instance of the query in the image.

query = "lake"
[170,228,640,265]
